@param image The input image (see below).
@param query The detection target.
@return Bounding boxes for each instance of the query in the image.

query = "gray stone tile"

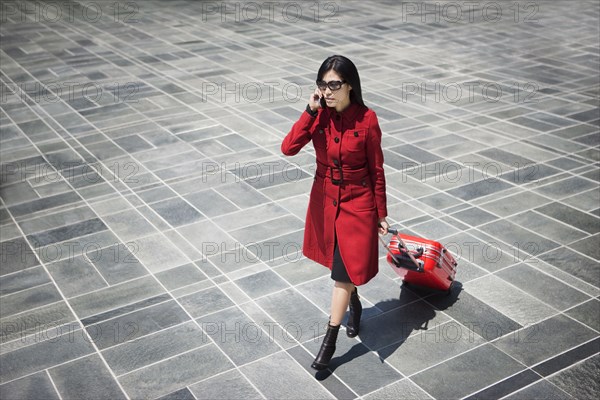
[102,209,157,241]
[411,344,525,399]
[304,336,403,396]
[1,282,62,318]
[88,299,190,350]
[26,218,107,248]
[465,275,556,326]
[256,288,327,344]
[178,286,234,318]
[156,388,196,400]
[493,314,598,366]
[538,246,600,288]
[188,369,262,400]
[496,264,592,311]
[441,231,518,272]
[0,265,50,296]
[548,354,600,400]
[89,243,148,285]
[184,188,239,218]
[504,380,574,400]
[478,191,551,218]
[102,321,208,375]
[536,202,600,234]
[196,307,280,366]
[565,299,600,332]
[381,320,487,376]
[447,179,514,201]
[0,371,60,400]
[8,192,82,218]
[132,233,189,273]
[533,176,597,200]
[0,236,40,276]
[177,220,237,257]
[508,211,588,245]
[0,301,75,343]
[426,289,522,341]
[0,328,95,383]
[229,214,304,244]
[49,354,126,400]
[118,344,234,399]
[233,269,289,299]
[155,263,207,291]
[46,255,107,298]
[363,378,433,400]
[240,351,333,399]
[273,257,330,286]
[450,206,498,227]
[360,299,451,351]
[17,205,98,235]
[69,275,165,319]
[478,219,561,257]
[150,197,204,227]
[569,234,600,261]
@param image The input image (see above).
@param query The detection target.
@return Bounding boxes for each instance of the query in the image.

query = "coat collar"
[324,102,362,122]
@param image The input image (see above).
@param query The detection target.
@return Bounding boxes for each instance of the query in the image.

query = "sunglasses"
[316,80,346,91]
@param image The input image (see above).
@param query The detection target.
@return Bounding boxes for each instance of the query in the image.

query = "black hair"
[316,55,365,107]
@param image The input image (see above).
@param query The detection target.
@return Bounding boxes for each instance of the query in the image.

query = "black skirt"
[331,238,352,283]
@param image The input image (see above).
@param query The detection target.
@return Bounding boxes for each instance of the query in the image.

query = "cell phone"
[319,96,326,108]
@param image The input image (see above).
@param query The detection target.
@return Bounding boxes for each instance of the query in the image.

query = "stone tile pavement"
[0,0,599,399]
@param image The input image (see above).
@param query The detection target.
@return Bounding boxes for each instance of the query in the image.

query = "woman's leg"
[330,281,355,326]
[311,280,355,370]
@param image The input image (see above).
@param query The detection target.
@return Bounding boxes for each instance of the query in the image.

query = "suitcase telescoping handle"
[378,226,424,272]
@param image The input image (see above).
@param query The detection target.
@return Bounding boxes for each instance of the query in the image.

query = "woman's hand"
[309,88,322,111]
[378,218,389,235]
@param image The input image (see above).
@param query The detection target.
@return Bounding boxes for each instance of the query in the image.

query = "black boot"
[311,323,340,370]
[346,288,362,338]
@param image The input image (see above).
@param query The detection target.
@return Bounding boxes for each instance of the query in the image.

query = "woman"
[281,55,389,370]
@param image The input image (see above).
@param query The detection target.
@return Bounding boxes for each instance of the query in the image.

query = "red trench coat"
[281,103,387,285]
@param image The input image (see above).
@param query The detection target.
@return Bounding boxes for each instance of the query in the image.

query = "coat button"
[354,131,359,137]
[333,200,337,206]
[334,137,339,143]
[362,180,366,187]
[319,129,324,134]
[333,159,339,166]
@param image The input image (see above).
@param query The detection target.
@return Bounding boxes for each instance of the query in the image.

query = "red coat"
[281,103,387,285]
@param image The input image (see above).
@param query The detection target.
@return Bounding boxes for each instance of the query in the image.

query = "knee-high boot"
[311,323,340,370]
[346,287,362,337]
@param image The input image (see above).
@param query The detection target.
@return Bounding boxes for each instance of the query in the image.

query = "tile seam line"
[44,368,64,400]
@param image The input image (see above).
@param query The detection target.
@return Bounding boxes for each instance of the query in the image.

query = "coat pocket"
[345,129,366,153]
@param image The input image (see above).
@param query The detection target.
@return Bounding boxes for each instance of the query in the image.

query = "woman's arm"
[366,110,388,223]
[281,109,319,156]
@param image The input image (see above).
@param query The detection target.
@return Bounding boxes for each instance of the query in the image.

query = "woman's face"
[319,70,352,111]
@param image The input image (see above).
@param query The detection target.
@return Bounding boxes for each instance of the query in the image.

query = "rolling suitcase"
[381,229,458,293]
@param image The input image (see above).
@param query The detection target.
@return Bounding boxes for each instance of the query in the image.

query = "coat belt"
[315,162,370,185]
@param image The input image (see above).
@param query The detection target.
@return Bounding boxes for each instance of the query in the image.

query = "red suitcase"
[382,229,458,293]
